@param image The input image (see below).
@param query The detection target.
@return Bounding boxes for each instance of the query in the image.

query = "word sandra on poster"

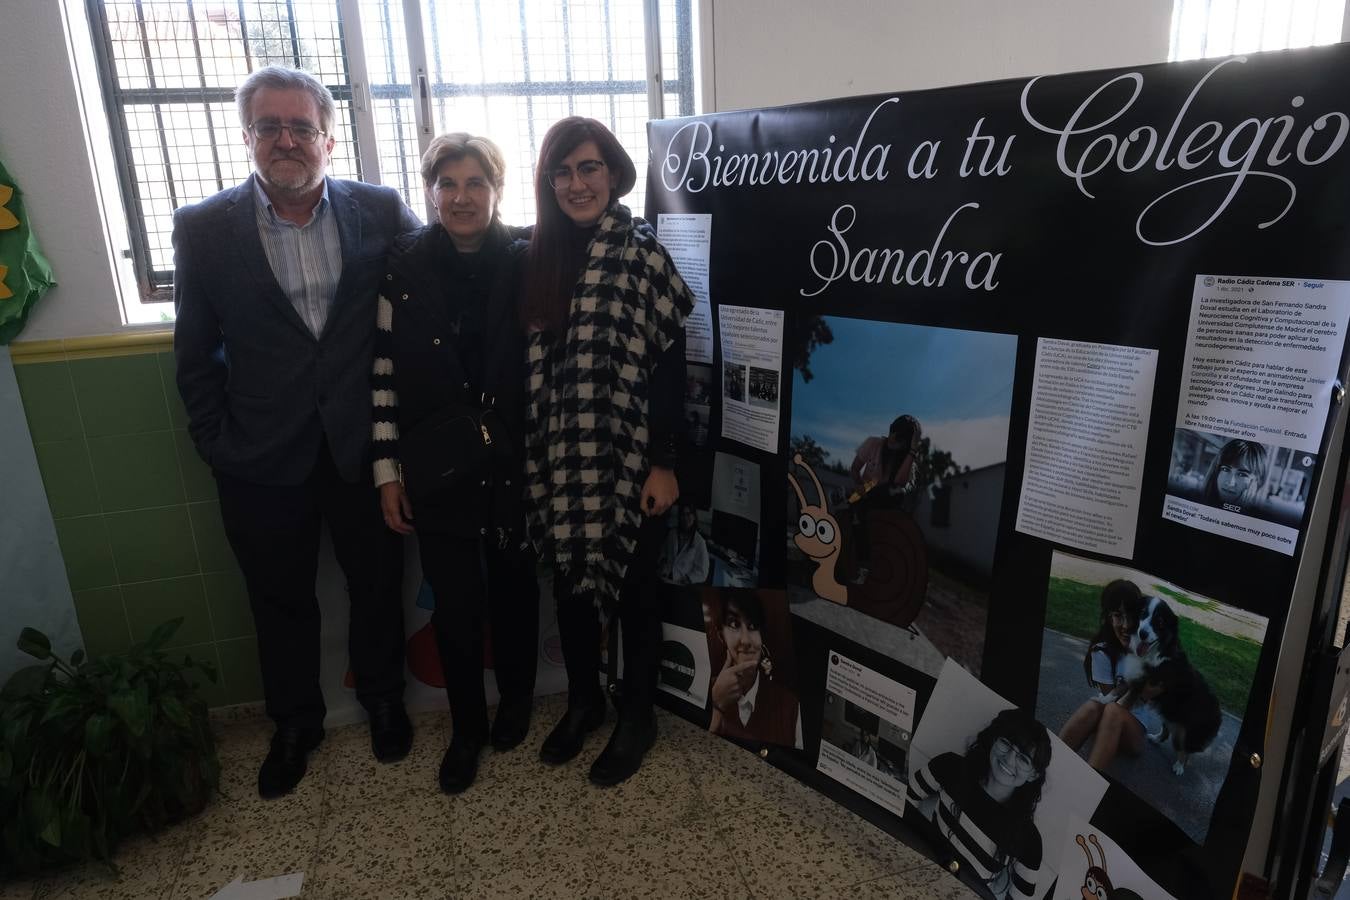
[658,55,1349,299]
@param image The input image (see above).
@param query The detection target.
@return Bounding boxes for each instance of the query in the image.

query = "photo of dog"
[1113,594,1223,776]
[1035,552,1267,844]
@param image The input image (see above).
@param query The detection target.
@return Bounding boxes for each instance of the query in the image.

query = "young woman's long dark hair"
[519,116,637,332]
[1080,579,1141,688]
[961,707,1052,822]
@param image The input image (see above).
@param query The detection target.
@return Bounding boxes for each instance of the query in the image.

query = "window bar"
[602,0,616,129]
[133,0,182,218]
[642,0,664,119]
[285,0,304,67]
[236,0,255,71]
[561,0,575,118]
[427,0,445,128]
[402,0,436,213]
[335,0,376,182]
[675,0,693,115]
[185,0,227,195]
[382,0,414,199]
[518,0,538,164]
[472,0,490,126]
[85,0,160,297]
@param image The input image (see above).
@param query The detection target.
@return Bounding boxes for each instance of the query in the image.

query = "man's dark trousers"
[216,439,404,730]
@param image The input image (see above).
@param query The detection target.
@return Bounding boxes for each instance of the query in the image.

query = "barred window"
[1169,0,1346,61]
[86,0,696,307]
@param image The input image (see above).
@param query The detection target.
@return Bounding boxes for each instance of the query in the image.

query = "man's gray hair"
[236,66,336,134]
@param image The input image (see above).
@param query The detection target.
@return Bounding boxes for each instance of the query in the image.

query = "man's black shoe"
[491,696,533,752]
[588,715,656,787]
[438,737,484,795]
[257,725,324,799]
[369,698,413,763]
[538,703,605,765]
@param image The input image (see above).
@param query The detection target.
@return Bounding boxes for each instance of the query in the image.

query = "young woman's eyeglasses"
[993,737,1036,774]
[249,121,326,144]
[548,159,607,190]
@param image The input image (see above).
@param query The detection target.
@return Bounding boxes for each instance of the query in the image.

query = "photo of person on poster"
[704,590,803,749]
[910,708,1052,899]
[788,318,1017,682]
[659,501,711,586]
[1034,551,1268,844]
[910,660,1108,900]
[1056,579,1161,772]
[1166,427,1314,528]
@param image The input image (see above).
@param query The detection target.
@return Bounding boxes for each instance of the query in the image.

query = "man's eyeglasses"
[548,159,607,190]
[249,121,326,144]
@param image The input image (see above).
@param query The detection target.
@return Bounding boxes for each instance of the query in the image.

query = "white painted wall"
[705,0,1174,111]
[0,1,137,341]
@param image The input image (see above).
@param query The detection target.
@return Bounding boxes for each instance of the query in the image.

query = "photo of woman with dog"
[1034,551,1269,844]
[1056,579,1160,771]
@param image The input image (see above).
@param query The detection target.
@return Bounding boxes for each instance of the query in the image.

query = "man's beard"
[260,155,323,195]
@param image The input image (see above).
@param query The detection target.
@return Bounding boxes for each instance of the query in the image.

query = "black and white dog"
[1115,594,1223,775]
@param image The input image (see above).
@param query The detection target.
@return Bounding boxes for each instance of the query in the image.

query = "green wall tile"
[14,361,81,442]
[33,440,101,518]
[203,569,254,640]
[69,354,169,437]
[173,429,216,503]
[88,431,185,512]
[216,637,265,706]
[157,352,189,430]
[189,501,237,572]
[105,506,199,582]
[54,516,118,591]
[122,575,212,647]
[72,587,132,658]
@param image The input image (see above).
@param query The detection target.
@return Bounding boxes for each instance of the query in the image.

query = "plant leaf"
[26,791,60,847]
[2,664,50,699]
[106,686,149,738]
[84,713,114,755]
[16,628,52,661]
[145,618,182,651]
[159,696,189,729]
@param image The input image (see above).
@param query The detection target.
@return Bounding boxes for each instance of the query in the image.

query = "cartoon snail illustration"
[788,454,929,629]
[787,453,849,605]
[1075,833,1143,900]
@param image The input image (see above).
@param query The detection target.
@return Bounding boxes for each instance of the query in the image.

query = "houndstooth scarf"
[524,204,693,610]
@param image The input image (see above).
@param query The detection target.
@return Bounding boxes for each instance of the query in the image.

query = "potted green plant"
[0,618,221,875]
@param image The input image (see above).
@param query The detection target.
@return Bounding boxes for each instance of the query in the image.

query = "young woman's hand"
[710,648,758,712]
[379,481,415,534]
[640,465,679,517]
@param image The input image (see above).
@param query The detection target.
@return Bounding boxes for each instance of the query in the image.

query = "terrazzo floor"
[1,694,976,899]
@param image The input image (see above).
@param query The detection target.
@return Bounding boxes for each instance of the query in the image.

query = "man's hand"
[379,481,414,535]
[640,465,679,517]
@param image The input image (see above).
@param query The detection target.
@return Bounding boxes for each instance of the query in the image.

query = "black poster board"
[646,45,1350,900]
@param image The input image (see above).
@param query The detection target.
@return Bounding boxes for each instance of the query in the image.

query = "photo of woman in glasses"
[909,707,1051,900]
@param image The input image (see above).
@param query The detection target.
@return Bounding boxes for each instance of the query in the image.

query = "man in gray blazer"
[174,66,420,798]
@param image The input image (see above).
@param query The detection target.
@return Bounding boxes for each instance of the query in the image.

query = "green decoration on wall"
[0,160,56,345]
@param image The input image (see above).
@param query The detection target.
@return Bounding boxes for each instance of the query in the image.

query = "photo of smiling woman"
[1166,427,1314,528]
[703,590,803,749]
[909,708,1051,900]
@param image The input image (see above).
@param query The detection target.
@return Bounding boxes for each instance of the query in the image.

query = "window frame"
[85,0,696,303]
